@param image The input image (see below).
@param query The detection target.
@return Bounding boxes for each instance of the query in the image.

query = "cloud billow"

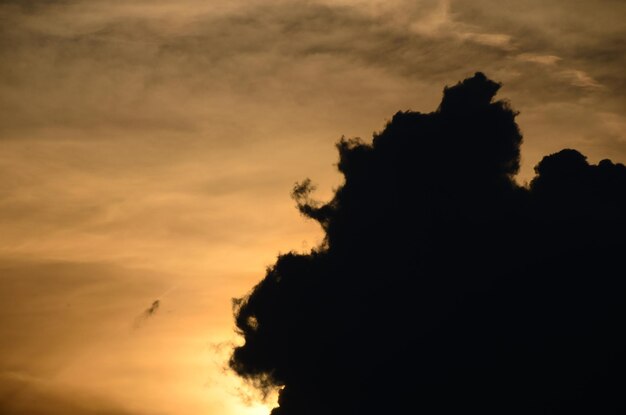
[230,73,626,414]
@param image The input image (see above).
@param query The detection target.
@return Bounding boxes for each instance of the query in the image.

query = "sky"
[0,0,624,414]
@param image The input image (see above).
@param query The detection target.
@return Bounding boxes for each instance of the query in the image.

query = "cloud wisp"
[132,299,160,329]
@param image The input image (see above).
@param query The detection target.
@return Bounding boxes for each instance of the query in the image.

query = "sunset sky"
[1,1,624,414]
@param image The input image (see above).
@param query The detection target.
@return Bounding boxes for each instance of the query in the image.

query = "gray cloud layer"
[2,1,624,131]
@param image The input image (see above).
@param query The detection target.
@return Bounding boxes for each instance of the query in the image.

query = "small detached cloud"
[132,299,160,329]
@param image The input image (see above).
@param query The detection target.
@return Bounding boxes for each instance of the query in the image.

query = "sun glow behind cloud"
[0,0,624,414]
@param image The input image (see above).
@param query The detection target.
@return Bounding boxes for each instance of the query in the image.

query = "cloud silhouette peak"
[230,73,626,415]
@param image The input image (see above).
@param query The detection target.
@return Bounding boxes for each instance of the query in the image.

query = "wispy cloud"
[559,68,603,89]
[516,53,561,65]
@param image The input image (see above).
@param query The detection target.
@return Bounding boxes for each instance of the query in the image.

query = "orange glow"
[1,0,624,414]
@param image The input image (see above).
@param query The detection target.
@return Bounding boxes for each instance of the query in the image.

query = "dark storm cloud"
[230,73,626,414]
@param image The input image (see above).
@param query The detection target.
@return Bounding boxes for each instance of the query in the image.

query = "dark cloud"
[132,300,160,329]
[230,73,626,414]
[145,300,159,315]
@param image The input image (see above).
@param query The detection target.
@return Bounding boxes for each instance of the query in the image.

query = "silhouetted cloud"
[230,73,626,414]
[145,299,160,316]
[132,299,160,329]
